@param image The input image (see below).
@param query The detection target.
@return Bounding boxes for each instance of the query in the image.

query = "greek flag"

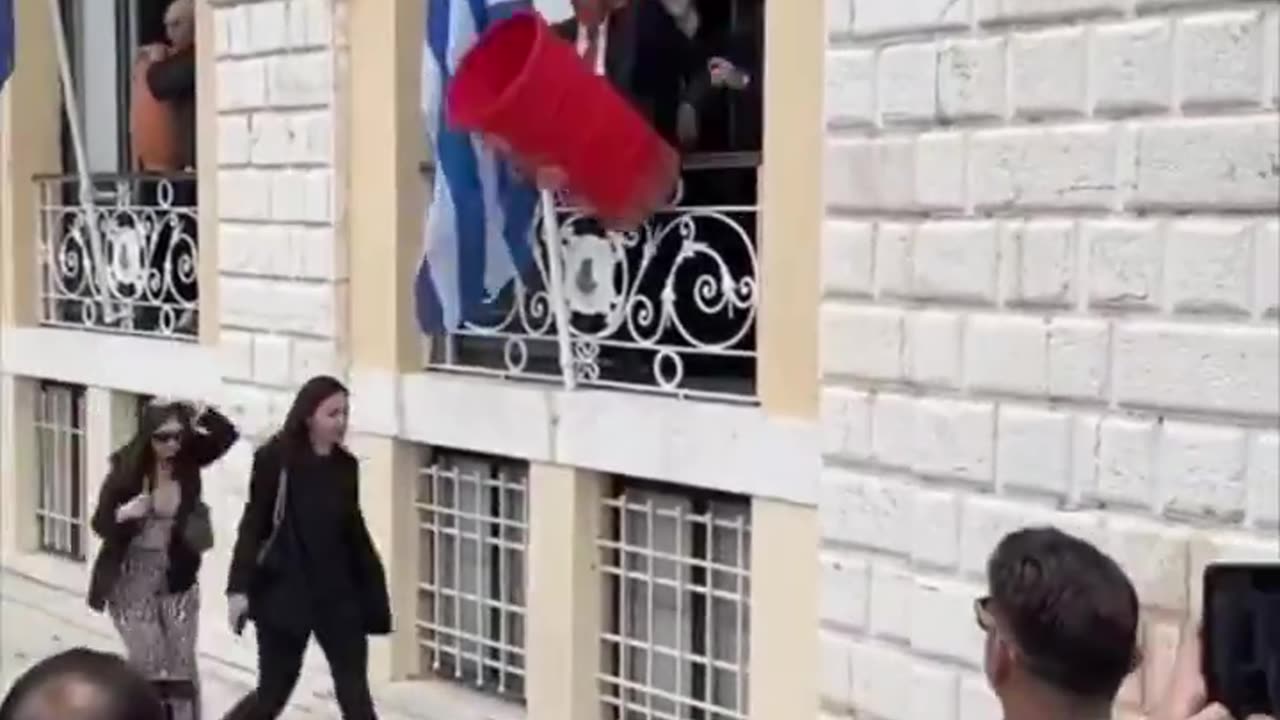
[415,0,539,333]
[0,0,13,92]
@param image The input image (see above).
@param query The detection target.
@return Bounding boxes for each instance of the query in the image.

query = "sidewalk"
[0,569,485,720]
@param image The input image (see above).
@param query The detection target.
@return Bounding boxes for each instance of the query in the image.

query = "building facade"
[820,0,1280,719]
[0,0,822,718]
[0,1,1275,720]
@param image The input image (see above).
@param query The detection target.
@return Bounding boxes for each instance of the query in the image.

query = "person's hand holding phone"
[1151,622,1275,720]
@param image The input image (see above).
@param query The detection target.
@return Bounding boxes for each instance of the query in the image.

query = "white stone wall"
[212,0,349,439]
[819,1,1279,719]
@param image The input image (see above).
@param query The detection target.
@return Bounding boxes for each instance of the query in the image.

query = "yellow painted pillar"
[0,0,61,328]
[525,463,606,720]
[748,498,820,720]
[0,376,40,559]
[83,388,141,563]
[346,0,427,684]
[348,0,426,372]
[757,0,823,419]
[349,433,422,682]
[195,0,219,345]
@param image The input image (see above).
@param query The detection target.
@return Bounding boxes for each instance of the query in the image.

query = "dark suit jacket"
[682,10,763,153]
[226,438,392,637]
[87,408,239,612]
[553,1,695,145]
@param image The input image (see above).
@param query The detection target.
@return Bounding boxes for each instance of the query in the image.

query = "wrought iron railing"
[425,153,760,402]
[34,173,199,340]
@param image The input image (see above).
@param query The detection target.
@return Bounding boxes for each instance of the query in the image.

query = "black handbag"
[254,471,289,570]
[181,501,214,554]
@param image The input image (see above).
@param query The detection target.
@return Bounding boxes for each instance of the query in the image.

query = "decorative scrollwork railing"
[35,173,199,340]
[427,153,759,402]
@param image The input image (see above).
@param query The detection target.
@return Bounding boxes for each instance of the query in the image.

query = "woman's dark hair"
[274,375,349,464]
[0,647,164,720]
[986,526,1140,703]
[107,401,194,493]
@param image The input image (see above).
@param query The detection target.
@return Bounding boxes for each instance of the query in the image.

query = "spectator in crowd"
[553,0,695,147]
[674,0,762,155]
[979,527,1273,720]
[0,648,165,720]
[977,527,1142,720]
[127,0,198,334]
[223,375,391,720]
[143,0,196,171]
[87,400,239,720]
[1153,622,1275,720]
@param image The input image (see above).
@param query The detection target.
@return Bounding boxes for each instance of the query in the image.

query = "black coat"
[553,1,695,146]
[87,408,239,612]
[226,439,392,637]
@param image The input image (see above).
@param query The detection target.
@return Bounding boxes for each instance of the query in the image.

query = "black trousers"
[222,621,377,720]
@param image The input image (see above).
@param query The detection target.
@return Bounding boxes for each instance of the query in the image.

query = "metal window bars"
[34,381,88,561]
[416,452,530,702]
[598,482,752,720]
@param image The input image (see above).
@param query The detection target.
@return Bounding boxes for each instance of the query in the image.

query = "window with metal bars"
[34,381,88,561]
[416,450,529,702]
[598,479,752,720]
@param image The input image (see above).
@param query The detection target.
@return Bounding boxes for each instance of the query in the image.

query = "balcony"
[427,153,759,403]
[35,173,199,340]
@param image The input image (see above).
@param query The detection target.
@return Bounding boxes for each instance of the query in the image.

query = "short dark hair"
[986,526,1140,701]
[0,648,164,720]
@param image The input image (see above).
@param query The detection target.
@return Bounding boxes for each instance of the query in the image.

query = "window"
[425,0,766,401]
[136,393,154,431]
[416,451,529,701]
[34,381,88,561]
[599,480,752,720]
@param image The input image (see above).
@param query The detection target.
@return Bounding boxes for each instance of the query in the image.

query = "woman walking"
[223,375,391,720]
[88,399,239,720]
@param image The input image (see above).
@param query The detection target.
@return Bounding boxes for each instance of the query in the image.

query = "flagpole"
[539,189,576,391]
[46,0,111,321]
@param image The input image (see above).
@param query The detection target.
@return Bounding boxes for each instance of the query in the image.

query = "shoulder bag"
[254,471,289,569]
[181,501,214,554]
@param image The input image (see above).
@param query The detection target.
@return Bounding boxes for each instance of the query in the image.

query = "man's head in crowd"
[978,527,1141,719]
[0,648,164,720]
[164,0,195,51]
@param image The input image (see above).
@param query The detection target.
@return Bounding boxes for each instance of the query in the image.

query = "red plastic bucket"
[447,11,680,227]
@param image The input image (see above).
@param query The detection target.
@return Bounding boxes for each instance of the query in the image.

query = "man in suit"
[552,0,694,147]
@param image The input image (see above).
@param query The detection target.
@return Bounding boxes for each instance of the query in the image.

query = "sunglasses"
[152,430,182,444]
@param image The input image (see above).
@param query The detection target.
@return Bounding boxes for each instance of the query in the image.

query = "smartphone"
[1203,562,1280,718]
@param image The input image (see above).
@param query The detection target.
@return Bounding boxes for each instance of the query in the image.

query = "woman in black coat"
[222,375,391,720]
[87,399,239,720]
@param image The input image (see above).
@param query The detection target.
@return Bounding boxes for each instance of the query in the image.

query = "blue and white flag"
[0,0,14,92]
[415,0,539,333]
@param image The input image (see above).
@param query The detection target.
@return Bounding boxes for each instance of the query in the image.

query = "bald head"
[164,0,195,50]
[0,649,164,720]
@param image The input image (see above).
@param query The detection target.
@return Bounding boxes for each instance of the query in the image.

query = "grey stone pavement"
[0,569,513,720]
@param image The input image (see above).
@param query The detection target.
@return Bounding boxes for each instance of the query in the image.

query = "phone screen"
[1203,562,1280,717]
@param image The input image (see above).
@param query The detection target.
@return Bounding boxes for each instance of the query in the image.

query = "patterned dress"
[107,478,201,720]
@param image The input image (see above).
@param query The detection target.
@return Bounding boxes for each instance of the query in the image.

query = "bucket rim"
[446,10,547,131]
